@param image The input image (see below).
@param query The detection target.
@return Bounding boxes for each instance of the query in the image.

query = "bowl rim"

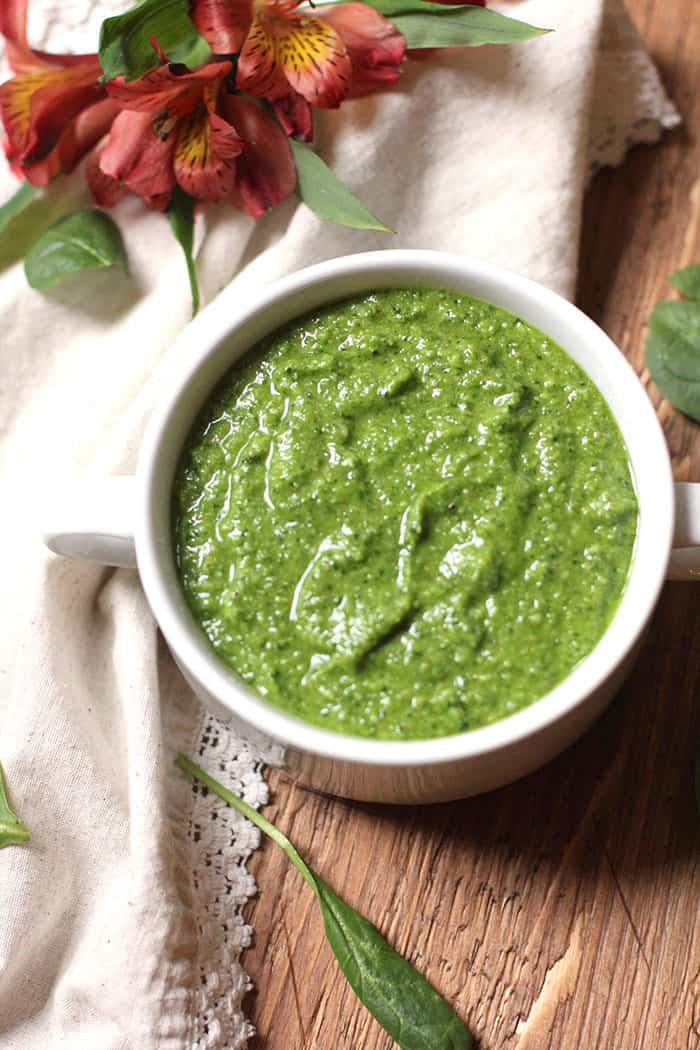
[136,249,674,768]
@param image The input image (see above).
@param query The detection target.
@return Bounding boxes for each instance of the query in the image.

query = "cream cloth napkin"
[0,2,678,1047]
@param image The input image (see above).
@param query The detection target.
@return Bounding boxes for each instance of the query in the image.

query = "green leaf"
[647,265,700,423]
[366,2,548,49]
[24,209,128,290]
[290,139,392,233]
[0,760,30,849]
[315,879,472,1049]
[0,183,38,239]
[99,0,206,81]
[669,263,700,301]
[168,187,200,317]
[167,34,212,67]
[177,754,473,1050]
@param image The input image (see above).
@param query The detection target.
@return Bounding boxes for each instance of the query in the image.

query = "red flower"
[0,0,118,184]
[93,59,295,215]
[192,0,405,126]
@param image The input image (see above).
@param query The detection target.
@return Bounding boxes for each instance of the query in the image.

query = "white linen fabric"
[0,2,679,1047]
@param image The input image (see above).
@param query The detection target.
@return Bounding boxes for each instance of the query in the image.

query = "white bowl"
[45,251,700,803]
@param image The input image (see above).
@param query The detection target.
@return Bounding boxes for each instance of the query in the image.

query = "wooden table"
[245,4,700,1046]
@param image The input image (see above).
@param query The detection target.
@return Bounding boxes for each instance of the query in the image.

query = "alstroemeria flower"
[193,0,406,114]
[94,60,295,214]
[0,0,118,184]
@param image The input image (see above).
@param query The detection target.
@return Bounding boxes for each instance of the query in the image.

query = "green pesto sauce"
[173,289,638,741]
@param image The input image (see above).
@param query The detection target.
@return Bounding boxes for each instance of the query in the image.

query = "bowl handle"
[43,476,137,569]
[668,482,700,580]
[42,477,700,580]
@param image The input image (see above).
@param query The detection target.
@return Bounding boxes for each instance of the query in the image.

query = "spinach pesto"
[173,289,637,741]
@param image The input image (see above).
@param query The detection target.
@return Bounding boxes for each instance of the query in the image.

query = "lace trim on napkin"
[163,684,269,1050]
[187,714,268,1050]
[587,0,680,174]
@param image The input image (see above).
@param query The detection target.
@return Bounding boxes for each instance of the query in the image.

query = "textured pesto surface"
[173,290,638,740]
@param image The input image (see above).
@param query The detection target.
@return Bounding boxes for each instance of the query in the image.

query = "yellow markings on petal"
[238,17,285,98]
[274,17,350,105]
[0,70,64,145]
[175,105,211,170]
[174,102,241,201]
[0,64,100,156]
[238,11,352,107]
[276,18,341,76]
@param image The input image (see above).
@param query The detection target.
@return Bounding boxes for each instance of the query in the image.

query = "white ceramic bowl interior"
[135,250,674,777]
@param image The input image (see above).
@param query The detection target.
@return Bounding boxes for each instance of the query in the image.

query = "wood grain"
[243,4,700,1047]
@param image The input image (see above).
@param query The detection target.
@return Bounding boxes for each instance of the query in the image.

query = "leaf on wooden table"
[647,264,700,423]
[176,754,473,1050]
[316,877,473,1049]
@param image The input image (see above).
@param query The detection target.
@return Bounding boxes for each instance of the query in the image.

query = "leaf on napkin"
[647,264,700,423]
[0,760,30,849]
[359,1,548,48]
[24,209,128,290]
[99,0,207,81]
[177,754,473,1050]
[290,140,392,233]
[0,183,39,239]
[168,187,200,317]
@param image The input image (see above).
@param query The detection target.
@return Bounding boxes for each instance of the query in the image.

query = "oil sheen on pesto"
[173,289,637,741]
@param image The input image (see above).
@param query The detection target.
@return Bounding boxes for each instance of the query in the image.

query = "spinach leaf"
[316,879,472,1048]
[290,139,392,233]
[0,183,38,239]
[99,0,206,81]
[167,35,211,68]
[24,208,128,290]
[353,1,547,47]
[177,754,473,1050]
[669,264,700,301]
[647,264,700,423]
[168,187,200,317]
[0,760,30,849]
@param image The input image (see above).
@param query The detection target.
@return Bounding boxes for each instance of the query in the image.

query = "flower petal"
[57,97,121,173]
[220,95,295,218]
[2,39,45,74]
[0,71,51,159]
[174,92,243,201]
[6,143,61,184]
[0,0,28,51]
[238,14,351,108]
[272,91,313,142]
[14,96,120,187]
[0,0,101,72]
[106,60,232,117]
[100,110,177,209]
[235,16,289,100]
[321,3,405,98]
[0,60,103,171]
[86,142,128,207]
[192,0,251,54]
